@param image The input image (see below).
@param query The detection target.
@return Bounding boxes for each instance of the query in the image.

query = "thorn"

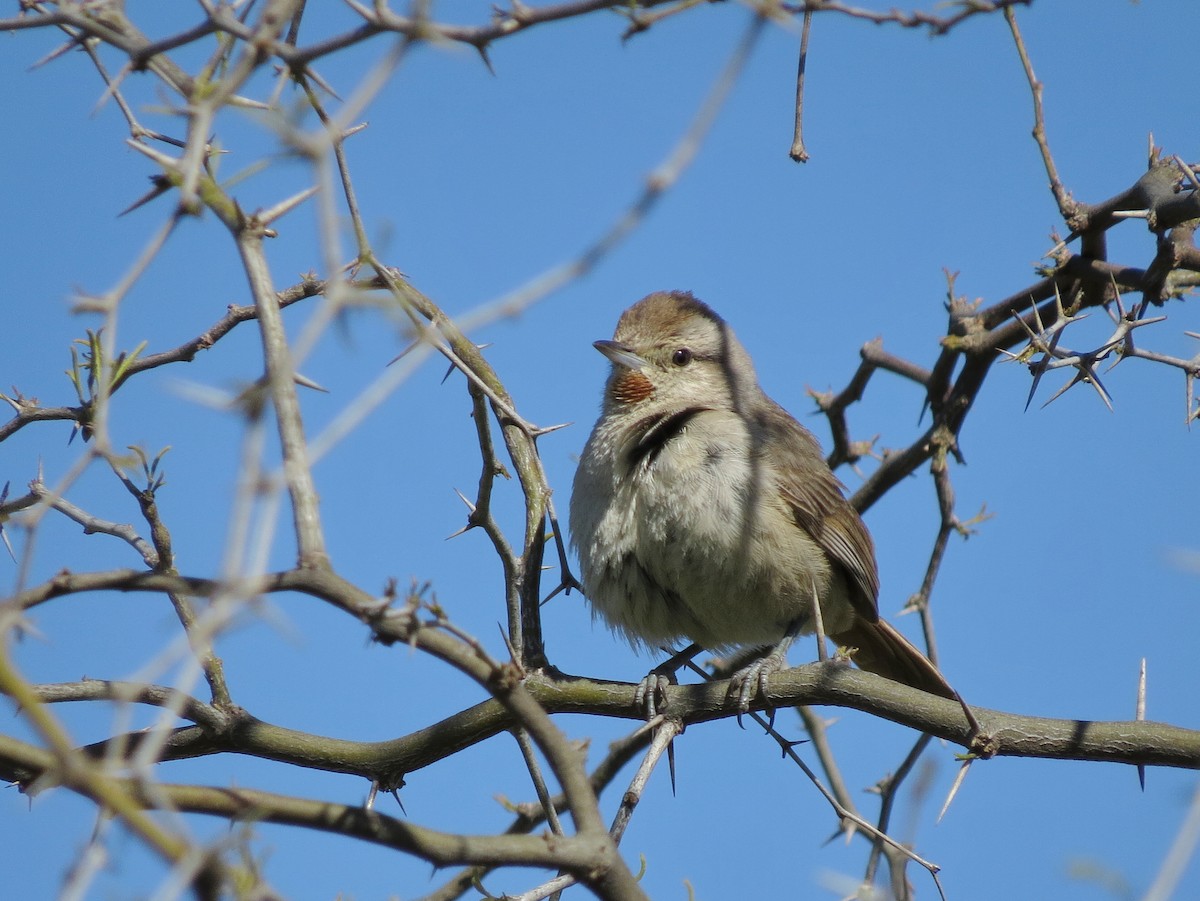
[446,490,478,538]
[497,623,521,668]
[125,137,180,169]
[386,340,419,367]
[1012,301,1060,410]
[303,65,343,102]
[779,738,808,758]
[1187,372,1197,430]
[1079,361,1114,411]
[1044,229,1079,258]
[539,581,569,606]
[630,715,664,744]
[476,43,495,76]
[820,822,851,847]
[1109,274,1127,320]
[259,185,319,226]
[293,371,328,393]
[1173,155,1200,191]
[1033,290,1050,333]
[119,175,174,217]
[956,691,981,735]
[840,816,859,845]
[441,343,492,384]
[1041,367,1091,409]
[1049,280,1067,324]
[532,420,573,437]
[29,35,85,70]
[667,738,677,796]
[810,583,828,662]
[452,487,477,513]
[937,758,972,824]
[1136,657,1147,791]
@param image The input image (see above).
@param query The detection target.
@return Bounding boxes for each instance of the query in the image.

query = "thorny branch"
[2,2,1199,901]
[799,7,1197,892]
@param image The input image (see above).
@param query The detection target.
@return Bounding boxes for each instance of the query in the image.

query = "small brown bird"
[569,291,954,713]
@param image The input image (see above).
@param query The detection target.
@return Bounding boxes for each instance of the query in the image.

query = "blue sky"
[2,1,1198,899]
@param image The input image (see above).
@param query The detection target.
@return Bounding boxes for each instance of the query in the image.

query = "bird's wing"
[757,399,880,623]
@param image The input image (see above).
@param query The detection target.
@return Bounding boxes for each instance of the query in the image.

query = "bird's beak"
[594,339,648,371]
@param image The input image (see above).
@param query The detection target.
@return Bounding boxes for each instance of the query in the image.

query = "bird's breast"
[571,407,851,649]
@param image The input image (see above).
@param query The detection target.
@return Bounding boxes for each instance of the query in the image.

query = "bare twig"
[789,8,814,162]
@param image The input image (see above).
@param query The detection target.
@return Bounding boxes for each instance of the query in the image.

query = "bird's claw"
[635,671,673,719]
[729,652,785,727]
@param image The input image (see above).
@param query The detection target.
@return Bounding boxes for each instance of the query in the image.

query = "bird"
[569,290,955,715]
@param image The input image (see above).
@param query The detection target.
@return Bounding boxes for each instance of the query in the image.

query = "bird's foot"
[635,669,674,720]
[636,643,703,719]
[728,626,802,726]
[729,644,789,726]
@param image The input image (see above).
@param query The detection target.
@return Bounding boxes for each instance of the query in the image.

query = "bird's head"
[596,290,760,414]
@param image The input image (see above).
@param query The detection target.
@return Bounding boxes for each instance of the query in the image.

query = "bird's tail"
[831,619,957,699]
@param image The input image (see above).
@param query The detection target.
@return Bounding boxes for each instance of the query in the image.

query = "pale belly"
[573,410,854,650]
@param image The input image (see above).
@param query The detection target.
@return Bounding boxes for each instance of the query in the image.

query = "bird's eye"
[672,348,692,367]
